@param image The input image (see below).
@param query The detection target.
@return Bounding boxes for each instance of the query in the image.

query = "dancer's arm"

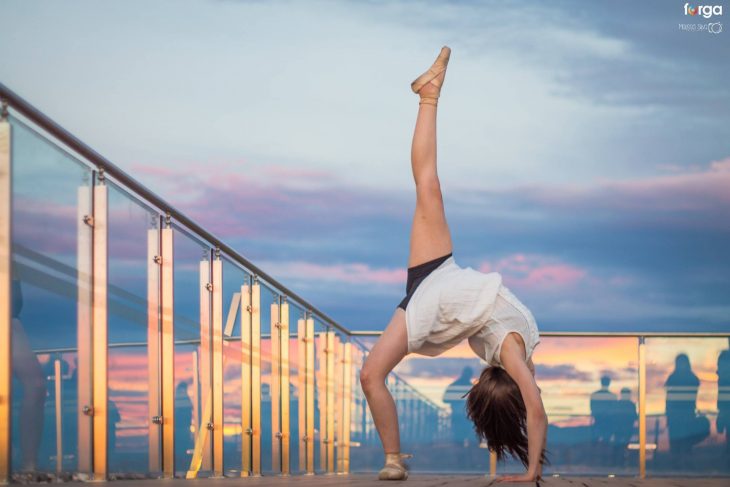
[499,341,547,482]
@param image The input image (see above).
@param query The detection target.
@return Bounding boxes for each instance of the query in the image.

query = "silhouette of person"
[175,381,194,471]
[590,374,617,443]
[443,366,474,447]
[108,399,121,456]
[665,353,705,457]
[613,387,637,465]
[717,350,730,453]
[10,279,47,472]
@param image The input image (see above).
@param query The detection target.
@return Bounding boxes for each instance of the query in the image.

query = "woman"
[664,353,705,457]
[359,46,547,482]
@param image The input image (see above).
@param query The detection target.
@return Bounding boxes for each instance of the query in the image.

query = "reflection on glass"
[220,257,249,474]
[646,338,729,475]
[10,117,92,475]
[106,183,157,473]
[287,303,305,473]
[258,284,277,473]
[172,228,210,476]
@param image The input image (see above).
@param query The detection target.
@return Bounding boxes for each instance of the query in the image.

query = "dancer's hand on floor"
[496,472,542,483]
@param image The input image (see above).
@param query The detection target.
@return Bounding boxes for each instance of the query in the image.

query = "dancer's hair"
[465,366,547,468]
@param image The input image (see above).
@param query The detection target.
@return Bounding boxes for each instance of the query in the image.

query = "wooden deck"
[122,475,728,487]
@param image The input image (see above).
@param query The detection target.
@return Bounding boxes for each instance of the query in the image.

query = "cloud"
[535,363,592,382]
[479,254,588,290]
[397,357,484,380]
[261,260,406,286]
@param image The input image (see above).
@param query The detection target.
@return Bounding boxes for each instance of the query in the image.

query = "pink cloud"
[263,260,406,286]
[479,254,587,289]
[524,157,730,213]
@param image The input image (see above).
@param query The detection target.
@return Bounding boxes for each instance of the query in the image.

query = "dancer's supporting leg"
[360,48,452,478]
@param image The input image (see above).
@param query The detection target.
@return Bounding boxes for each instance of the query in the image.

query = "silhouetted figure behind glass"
[175,382,194,472]
[665,353,708,460]
[614,387,637,465]
[590,374,617,443]
[11,279,47,472]
[108,399,121,457]
[717,350,730,454]
[443,366,474,448]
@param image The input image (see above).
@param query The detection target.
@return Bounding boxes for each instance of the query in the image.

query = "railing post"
[77,176,93,477]
[147,218,161,474]
[297,317,306,474]
[342,341,352,474]
[316,331,327,472]
[251,280,262,475]
[280,298,290,475]
[199,252,212,471]
[91,171,108,480]
[334,338,343,473]
[326,331,335,473]
[160,221,175,478]
[0,100,11,484]
[54,359,63,476]
[270,298,281,472]
[305,318,315,474]
[212,250,224,477]
[240,282,252,476]
[639,336,646,479]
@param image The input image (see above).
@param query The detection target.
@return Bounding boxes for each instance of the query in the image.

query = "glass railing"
[352,333,730,477]
[0,83,728,481]
[0,84,447,482]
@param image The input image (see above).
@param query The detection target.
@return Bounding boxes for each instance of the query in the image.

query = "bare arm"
[499,337,547,482]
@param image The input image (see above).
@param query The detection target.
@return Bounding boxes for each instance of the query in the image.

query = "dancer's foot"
[411,46,451,106]
[378,453,412,481]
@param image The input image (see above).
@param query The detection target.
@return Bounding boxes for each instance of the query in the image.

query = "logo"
[684,3,723,18]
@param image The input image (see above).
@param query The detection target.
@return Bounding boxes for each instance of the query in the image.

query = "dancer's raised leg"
[408,46,453,267]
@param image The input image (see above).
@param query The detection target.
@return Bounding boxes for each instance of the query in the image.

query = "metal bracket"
[153,255,162,265]
[205,282,213,292]
[206,422,214,431]
[83,215,94,227]
[82,405,94,416]
[152,415,163,425]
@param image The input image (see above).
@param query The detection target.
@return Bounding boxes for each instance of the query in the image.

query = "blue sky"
[2,0,729,332]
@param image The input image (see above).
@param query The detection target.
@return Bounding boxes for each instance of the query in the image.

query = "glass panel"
[313,319,327,473]
[106,183,158,474]
[390,342,483,473]
[531,337,639,476]
[220,256,249,475]
[9,117,92,475]
[287,302,305,473]
[646,337,729,476]
[350,342,373,471]
[258,284,277,473]
[172,227,209,476]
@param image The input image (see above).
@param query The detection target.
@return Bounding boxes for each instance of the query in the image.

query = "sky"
[2,0,729,332]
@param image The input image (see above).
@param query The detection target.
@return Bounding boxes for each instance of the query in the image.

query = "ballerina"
[359,46,547,482]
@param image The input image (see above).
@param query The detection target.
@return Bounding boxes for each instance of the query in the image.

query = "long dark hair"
[465,366,547,468]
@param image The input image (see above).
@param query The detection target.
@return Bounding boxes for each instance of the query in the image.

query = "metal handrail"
[0,81,350,336]
[351,330,730,337]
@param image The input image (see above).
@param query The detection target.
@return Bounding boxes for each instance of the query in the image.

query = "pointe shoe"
[411,46,451,106]
[378,453,412,481]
